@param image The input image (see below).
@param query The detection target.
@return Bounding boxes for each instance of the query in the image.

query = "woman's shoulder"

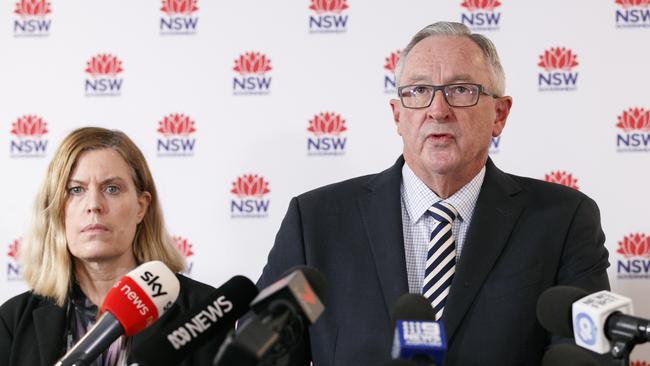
[0,290,54,322]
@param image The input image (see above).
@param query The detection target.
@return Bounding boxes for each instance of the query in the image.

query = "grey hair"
[395,21,506,96]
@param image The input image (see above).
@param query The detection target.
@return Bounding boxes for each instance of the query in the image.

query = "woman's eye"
[68,186,84,195]
[105,185,120,194]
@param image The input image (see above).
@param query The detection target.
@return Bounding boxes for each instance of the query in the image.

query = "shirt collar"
[401,162,485,223]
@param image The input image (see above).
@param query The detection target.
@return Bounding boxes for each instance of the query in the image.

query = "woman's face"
[64,148,150,265]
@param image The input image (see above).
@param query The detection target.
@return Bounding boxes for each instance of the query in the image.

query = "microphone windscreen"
[536,286,588,338]
[102,260,180,336]
[542,343,600,366]
[131,275,258,366]
[391,293,436,327]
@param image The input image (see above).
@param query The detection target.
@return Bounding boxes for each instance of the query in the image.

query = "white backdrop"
[1,0,649,362]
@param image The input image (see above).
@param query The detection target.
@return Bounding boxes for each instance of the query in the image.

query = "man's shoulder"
[297,173,378,201]
[504,170,593,205]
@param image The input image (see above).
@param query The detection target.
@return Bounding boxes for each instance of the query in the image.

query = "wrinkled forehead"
[401,35,491,85]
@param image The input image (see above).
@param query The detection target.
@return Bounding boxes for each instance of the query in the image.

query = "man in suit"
[258,21,609,366]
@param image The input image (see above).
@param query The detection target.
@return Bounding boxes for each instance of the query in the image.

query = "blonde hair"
[21,127,185,306]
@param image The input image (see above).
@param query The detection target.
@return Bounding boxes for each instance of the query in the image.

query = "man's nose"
[427,89,451,120]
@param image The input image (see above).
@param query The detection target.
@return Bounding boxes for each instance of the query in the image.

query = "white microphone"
[572,290,634,354]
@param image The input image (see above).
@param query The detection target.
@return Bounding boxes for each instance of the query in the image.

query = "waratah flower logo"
[231,174,271,198]
[85,54,123,77]
[461,0,502,11]
[630,361,649,366]
[173,236,194,258]
[544,171,579,190]
[538,47,579,71]
[309,0,349,14]
[616,0,650,8]
[307,112,347,136]
[617,233,650,259]
[161,0,198,15]
[233,52,272,76]
[14,0,51,17]
[7,239,20,259]
[157,113,197,137]
[616,107,650,133]
[10,115,48,138]
[384,51,401,74]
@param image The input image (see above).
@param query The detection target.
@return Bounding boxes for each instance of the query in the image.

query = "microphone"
[390,294,446,366]
[541,344,600,366]
[213,266,327,366]
[130,275,259,366]
[537,286,649,359]
[55,261,180,366]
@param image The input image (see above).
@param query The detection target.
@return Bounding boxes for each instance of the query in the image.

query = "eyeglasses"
[397,83,499,109]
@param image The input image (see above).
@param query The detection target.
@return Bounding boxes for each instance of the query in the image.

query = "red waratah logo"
[461,0,501,11]
[14,0,51,17]
[7,239,20,259]
[384,51,401,74]
[538,47,579,71]
[308,112,347,136]
[173,236,194,258]
[616,107,650,132]
[630,361,650,366]
[309,0,349,14]
[158,113,196,137]
[616,0,650,8]
[10,115,48,138]
[161,0,198,15]
[231,174,271,198]
[85,54,123,77]
[544,171,579,190]
[617,233,650,259]
[233,52,272,75]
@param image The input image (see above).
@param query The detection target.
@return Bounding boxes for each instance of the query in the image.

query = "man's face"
[390,36,511,187]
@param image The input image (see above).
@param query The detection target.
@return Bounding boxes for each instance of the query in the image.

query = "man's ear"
[492,96,512,137]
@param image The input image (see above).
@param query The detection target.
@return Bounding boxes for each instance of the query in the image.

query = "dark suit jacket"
[0,273,220,366]
[258,156,610,366]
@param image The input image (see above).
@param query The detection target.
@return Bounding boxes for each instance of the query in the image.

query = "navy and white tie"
[422,201,458,320]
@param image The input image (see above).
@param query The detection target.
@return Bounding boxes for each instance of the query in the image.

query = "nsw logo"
[615,0,650,28]
[616,233,650,279]
[160,0,199,35]
[10,115,49,158]
[543,171,580,190]
[631,361,650,366]
[308,0,349,33]
[615,107,650,152]
[232,52,272,95]
[307,112,348,156]
[460,0,502,31]
[84,54,124,96]
[537,47,579,91]
[6,238,22,281]
[173,235,195,275]
[383,50,400,93]
[156,113,197,157]
[13,0,52,37]
[230,174,271,218]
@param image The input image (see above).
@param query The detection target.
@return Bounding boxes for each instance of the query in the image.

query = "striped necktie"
[422,201,458,320]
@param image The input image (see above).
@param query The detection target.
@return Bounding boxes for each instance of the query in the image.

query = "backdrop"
[1,0,649,362]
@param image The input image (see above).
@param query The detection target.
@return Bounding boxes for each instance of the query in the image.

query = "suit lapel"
[442,159,525,341]
[358,157,409,315]
[33,301,66,365]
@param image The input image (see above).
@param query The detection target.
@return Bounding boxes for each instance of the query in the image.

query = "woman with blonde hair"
[0,127,219,365]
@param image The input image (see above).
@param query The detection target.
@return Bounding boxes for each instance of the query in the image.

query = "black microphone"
[213,266,327,366]
[542,344,600,366]
[130,275,259,366]
[390,294,445,366]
